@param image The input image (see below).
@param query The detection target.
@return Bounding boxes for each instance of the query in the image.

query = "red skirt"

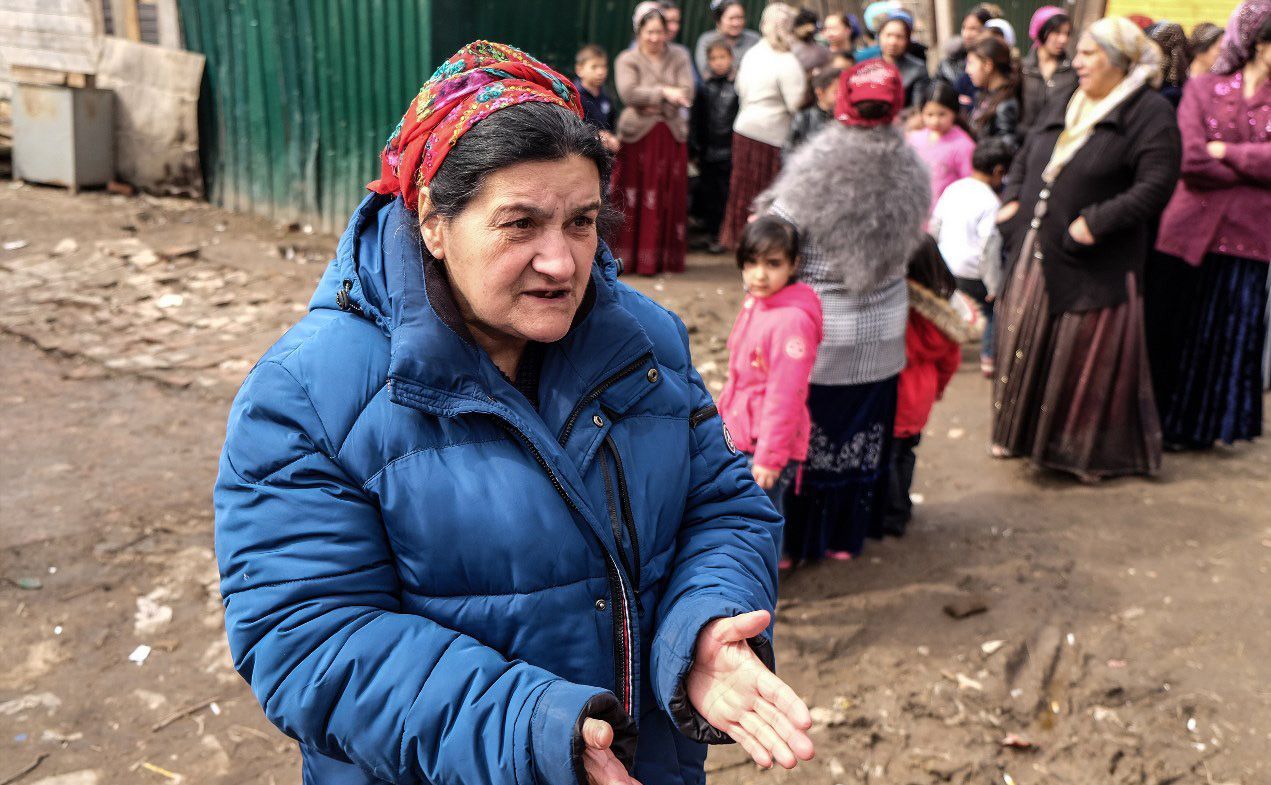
[991,230,1163,478]
[611,123,687,275]
[717,133,783,250]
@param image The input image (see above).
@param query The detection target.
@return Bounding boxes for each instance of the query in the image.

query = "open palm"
[686,610,815,769]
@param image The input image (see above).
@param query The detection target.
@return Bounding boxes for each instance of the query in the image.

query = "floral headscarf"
[367,41,584,213]
[1214,0,1271,74]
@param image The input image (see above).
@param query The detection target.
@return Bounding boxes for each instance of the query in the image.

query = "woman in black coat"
[991,18,1181,481]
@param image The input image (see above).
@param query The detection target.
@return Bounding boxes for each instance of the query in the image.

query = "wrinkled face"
[823,14,848,49]
[663,6,681,40]
[880,20,910,59]
[961,14,985,46]
[577,57,607,90]
[742,251,796,298]
[966,51,991,87]
[1074,34,1124,99]
[719,4,745,37]
[707,45,734,76]
[421,155,601,346]
[639,15,667,52]
[816,79,840,111]
[1043,22,1072,57]
[921,101,955,134]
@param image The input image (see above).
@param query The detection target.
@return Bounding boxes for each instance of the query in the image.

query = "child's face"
[921,102,955,134]
[707,46,734,77]
[966,52,991,88]
[742,251,796,298]
[815,81,839,112]
[577,57,608,90]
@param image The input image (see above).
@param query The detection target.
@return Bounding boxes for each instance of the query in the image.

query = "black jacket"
[971,91,1021,150]
[1000,86,1181,315]
[689,74,738,164]
[1019,49,1078,135]
[783,105,830,160]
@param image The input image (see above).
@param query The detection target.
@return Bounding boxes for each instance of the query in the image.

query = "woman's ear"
[418,190,445,260]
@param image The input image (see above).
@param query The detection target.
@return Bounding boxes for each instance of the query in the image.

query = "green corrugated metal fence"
[179,0,770,231]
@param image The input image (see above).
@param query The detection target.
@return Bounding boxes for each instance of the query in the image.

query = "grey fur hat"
[754,123,930,294]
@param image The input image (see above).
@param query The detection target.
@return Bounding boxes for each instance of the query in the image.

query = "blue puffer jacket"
[214,193,781,785]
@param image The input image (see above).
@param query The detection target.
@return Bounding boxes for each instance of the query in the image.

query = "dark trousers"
[692,158,732,237]
[956,276,994,360]
[884,434,921,534]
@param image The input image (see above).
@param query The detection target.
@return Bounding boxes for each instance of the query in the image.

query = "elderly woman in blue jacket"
[214,41,814,785]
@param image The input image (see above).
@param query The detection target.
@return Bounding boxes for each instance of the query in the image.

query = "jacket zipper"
[491,417,635,717]
[689,403,718,429]
[602,436,642,596]
[557,353,653,446]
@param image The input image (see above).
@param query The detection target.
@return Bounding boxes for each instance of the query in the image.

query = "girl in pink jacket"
[719,216,823,564]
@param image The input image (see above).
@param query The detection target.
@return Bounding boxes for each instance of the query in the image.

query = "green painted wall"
[179,0,769,231]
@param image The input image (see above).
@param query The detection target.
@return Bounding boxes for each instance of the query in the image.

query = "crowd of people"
[210,6,1267,782]
[568,0,1269,566]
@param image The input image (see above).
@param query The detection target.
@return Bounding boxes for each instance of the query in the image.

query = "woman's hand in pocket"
[1067,216,1095,246]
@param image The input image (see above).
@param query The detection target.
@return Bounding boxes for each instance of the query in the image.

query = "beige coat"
[614,44,694,144]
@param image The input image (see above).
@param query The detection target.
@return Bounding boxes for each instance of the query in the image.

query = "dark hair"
[907,235,956,299]
[657,0,679,11]
[964,7,994,26]
[1258,14,1271,46]
[854,100,891,120]
[920,80,973,134]
[705,36,734,58]
[736,216,800,270]
[971,137,1014,175]
[801,66,841,108]
[422,102,619,238]
[575,43,606,67]
[1189,22,1224,55]
[1037,13,1070,45]
[968,37,1019,134]
[794,8,819,41]
[712,0,744,24]
[880,16,913,41]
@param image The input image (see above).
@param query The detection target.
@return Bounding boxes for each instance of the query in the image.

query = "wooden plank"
[0,0,98,16]
[109,0,142,41]
[0,46,96,74]
[154,0,182,48]
[2,11,96,35]
[0,27,99,52]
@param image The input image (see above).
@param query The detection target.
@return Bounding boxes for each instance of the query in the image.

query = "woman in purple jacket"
[1152,0,1270,449]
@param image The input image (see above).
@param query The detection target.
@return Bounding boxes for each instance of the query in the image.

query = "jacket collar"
[1037,83,1145,133]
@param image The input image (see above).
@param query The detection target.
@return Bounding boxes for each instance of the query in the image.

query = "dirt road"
[1,184,1267,785]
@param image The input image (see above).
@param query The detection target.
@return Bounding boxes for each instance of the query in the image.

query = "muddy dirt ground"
[1,183,1268,785]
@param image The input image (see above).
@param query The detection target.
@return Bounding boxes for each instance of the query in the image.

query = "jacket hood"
[309,192,636,411]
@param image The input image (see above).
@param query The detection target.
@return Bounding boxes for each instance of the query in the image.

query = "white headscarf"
[760,3,798,52]
[1043,17,1163,183]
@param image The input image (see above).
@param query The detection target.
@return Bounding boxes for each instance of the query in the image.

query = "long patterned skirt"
[612,122,687,276]
[1159,253,1267,447]
[783,377,898,561]
[992,231,1163,478]
[717,133,783,251]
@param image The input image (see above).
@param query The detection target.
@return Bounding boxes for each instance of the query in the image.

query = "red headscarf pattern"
[367,40,585,212]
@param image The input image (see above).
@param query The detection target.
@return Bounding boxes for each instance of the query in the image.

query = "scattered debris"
[158,245,200,261]
[134,589,174,636]
[0,693,62,717]
[128,644,152,665]
[1000,733,1036,750]
[947,427,966,439]
[910,492,925,505]
[138,762,181,783]
[8,577,43,590]
[943,594,989,619]
[1107,659,1128,669]
[1117,606,1146,622]
[52,239,80,256]
[40,729,84,744]
[980,640,1005,656]
[107,180,137,196]
[151,697,221,732]
[0,754,48,785]
[25,769,97,785]
[155,294,184,309]
[3,240,29,251]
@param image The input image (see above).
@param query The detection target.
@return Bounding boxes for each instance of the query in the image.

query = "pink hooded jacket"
[719,281,824,470]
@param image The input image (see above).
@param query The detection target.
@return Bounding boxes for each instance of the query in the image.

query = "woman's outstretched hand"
[687,610,815,769]
[581,719,641,785]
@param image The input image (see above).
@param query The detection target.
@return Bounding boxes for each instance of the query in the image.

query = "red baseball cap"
[834,60,904,127]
